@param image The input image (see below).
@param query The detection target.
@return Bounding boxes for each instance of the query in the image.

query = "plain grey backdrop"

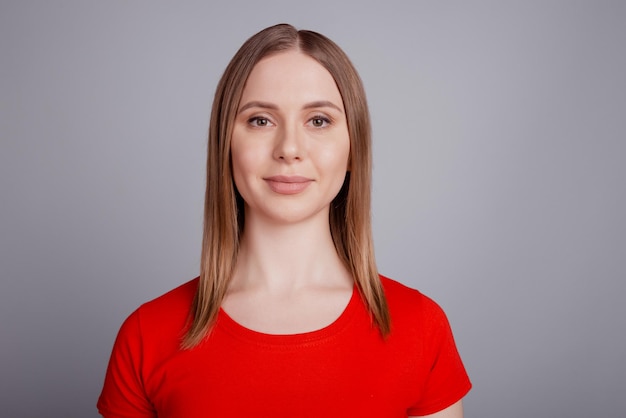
[1,1,624,417]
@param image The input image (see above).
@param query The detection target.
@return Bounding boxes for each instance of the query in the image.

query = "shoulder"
[118,278,198,346]
[137,277,198,319]
[378,276,472,416]
[379,274,452,337]
[99,279,198,415]
[380,274,444,316]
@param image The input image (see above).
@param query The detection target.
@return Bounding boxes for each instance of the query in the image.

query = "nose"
[273,122,305,162]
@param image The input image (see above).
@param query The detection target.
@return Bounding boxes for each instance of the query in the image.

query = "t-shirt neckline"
[216,285,360,347]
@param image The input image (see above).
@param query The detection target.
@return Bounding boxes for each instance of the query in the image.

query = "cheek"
[229,137,254,194]
[316,142,350,195]
[231,156,255,200]
[230,131,257,174]
[325,140,351,173]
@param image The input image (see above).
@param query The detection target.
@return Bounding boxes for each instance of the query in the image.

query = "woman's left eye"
[309,116,331,128]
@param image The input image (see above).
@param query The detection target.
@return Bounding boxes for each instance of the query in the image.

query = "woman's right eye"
[248,117,272,127]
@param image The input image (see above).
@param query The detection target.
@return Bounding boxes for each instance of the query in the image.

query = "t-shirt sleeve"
[407,298,472,416]
[97,308,156,418]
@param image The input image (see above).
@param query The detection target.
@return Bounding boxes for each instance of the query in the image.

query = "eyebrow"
[238,101,278,114]
[302,100,343,112]
[237,100,343,114]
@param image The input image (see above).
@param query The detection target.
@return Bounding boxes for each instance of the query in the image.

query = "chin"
[250,204,331,226]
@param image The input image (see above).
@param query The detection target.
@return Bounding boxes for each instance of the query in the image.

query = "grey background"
[1,1,624,417]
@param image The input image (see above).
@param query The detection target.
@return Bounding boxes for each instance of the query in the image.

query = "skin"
[224,50,353,334]
[410,400,463,418]
[230,51,351,228]
[224,49,464,418]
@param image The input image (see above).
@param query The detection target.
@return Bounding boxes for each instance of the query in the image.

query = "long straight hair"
[182,23,389,349]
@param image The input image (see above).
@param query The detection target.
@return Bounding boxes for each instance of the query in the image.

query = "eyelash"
[308,115,332,128]
[246,115,333,128]
[247,116,273,127]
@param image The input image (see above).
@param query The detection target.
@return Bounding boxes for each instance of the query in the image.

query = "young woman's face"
[230,50,350,226]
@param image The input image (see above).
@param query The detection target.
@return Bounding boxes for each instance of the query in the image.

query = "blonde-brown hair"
[183,23,389,349]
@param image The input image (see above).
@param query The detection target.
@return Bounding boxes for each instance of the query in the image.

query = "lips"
[264,175,313,195]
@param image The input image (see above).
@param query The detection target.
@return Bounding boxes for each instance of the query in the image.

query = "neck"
[230,209,351,293]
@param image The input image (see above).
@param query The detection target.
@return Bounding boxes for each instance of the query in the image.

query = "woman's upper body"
[97,275,471,418]
[98,24,471,417]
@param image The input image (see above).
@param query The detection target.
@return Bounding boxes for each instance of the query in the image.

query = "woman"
[98,23,471,417]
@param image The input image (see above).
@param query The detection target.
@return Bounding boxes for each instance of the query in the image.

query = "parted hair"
[182,23,390,349]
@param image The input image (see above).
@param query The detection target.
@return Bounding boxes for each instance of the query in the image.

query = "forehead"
[240,50,343,107]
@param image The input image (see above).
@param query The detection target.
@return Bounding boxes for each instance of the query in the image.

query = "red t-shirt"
[98,276,471,417]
